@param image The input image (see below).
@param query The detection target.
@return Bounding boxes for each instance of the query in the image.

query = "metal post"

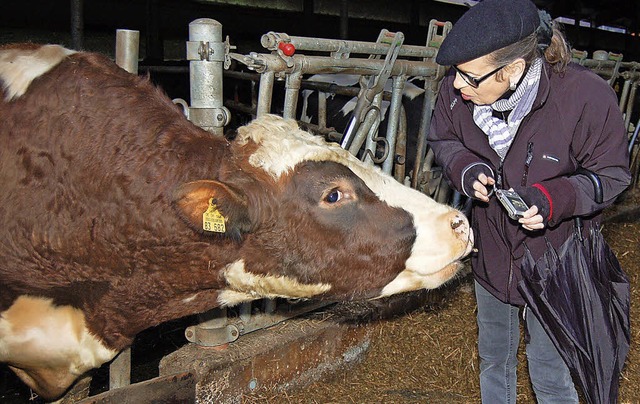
[411,79,438,189]
[187,18,230,135]
[625,80,639,132]
[257,71,275,117]
[340,0,349,39]
[283,71,303,120]
[70,0,84,50]
[106,33,141,391]
[116,30,140,75]
[382,75,407,174]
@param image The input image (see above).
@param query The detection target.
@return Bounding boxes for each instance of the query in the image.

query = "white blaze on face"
[0,44,76,101]
[237,115,474,296]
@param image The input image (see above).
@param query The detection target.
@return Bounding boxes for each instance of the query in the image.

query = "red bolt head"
[279,42,295,56]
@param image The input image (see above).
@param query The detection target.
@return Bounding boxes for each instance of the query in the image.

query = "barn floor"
[1,188,639,403]
[239,187,640,404]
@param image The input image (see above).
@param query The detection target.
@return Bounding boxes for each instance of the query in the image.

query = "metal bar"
[340,0,349,40]
[382,75,407,174]
[234,52,437,78]
[411,80,438,189]
[625,81,639,131]
[70,0,84,50]
[394,106,408,182]
[317,91,327,130]
[106,32,141,391]
[188,18,230,135]
[185,301,330,347]
[115,30,140,75]
[348,106,380,156]
[257,71,275,117]
[283,71,303,120]
[362,93,383,165]
[619,79,632,113]
[260,33,437,59]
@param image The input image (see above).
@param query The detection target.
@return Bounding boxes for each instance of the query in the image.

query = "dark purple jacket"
[428,61,631,305]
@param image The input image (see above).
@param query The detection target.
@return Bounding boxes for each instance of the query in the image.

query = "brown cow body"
[0,43,473,400]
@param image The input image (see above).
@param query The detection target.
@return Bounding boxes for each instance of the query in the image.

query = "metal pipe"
[619,79,632,113]
[362,93,383,165]
[411,80,437,189]
[260,33,437,59]
[394,106,408,182]
[625,80,639,131]
[317,91,327,130]
[348,106,379,156]
[70,0,84,50]
[233,52,437,79]
[115,30,140,75]
[621,70,640,81]
[382,75,407,174]
[257,71,275,117]
[283,71,303,120]
[187,18,230,135]
[340,0,349,40]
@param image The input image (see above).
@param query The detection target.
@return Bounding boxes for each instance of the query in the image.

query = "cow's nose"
[450,213,468,235]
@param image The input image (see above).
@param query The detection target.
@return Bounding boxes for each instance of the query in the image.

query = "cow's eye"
[325,189,343,203]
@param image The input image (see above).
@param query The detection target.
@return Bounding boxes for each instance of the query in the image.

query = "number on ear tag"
[203,198,226,233]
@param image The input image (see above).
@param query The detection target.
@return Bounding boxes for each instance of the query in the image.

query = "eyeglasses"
[452,64,507,88]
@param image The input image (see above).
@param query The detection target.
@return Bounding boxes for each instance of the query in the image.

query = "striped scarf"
[473,58,542,160]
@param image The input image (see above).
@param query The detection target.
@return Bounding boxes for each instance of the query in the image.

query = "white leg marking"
[0,296,117,374]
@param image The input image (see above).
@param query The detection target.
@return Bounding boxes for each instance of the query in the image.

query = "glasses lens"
[453,66,479,88]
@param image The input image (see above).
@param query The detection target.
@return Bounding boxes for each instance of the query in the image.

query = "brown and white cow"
[0,43,473,400]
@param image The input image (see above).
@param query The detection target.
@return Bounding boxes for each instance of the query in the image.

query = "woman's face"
[452,55,512,105]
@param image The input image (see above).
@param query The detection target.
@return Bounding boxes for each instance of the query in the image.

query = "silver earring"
[509,81,517,91]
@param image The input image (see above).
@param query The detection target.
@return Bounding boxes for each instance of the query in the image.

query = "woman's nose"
[452,72,468,90]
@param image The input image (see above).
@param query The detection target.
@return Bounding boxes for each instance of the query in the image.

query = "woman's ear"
[505,58,526,88]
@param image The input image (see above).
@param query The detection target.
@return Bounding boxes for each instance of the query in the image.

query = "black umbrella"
[518,170,630,404]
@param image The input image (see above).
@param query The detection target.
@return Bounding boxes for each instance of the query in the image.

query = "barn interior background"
[1,0,640,403]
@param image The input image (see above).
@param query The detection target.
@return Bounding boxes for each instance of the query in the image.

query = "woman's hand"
[518,205,545,231]
[473,173,496,202]
[514,185,552,231]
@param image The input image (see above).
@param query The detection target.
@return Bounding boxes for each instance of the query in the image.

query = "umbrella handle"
[573,168,603,241]
[574,167,603,204]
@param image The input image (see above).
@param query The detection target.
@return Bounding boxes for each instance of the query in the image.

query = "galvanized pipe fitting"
[187,18,230,135]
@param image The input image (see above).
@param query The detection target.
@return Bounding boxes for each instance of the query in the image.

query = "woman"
[427,0,631,402]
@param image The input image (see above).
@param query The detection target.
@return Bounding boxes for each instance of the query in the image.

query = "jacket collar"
[532,60,553,111]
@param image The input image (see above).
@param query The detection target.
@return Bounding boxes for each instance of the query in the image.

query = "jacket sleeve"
[427,75,492,193]
[540,72,631,225]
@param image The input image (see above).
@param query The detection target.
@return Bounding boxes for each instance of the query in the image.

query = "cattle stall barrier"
[66,18,639,404]
[224,42,640,192]
[575,49,640,188]
[230,21,451,193]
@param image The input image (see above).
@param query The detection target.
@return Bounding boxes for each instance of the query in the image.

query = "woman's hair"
[489,21,572,75]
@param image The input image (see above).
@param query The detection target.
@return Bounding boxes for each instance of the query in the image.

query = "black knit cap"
[436,0,541,66]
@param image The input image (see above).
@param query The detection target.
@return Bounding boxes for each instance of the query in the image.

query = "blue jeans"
[475,281,579,403]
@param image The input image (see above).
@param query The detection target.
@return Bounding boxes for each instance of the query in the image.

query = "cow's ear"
[172,180,253,236]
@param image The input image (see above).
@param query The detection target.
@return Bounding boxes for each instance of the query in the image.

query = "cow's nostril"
[451,216,463,230]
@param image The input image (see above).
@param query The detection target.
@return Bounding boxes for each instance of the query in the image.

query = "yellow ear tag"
[203,198,226,233]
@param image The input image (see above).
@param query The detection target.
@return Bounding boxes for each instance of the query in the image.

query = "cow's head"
[174,115,473,305]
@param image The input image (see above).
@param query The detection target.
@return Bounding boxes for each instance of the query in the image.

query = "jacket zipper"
[521,142,534,186]
[499,128,535,302]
